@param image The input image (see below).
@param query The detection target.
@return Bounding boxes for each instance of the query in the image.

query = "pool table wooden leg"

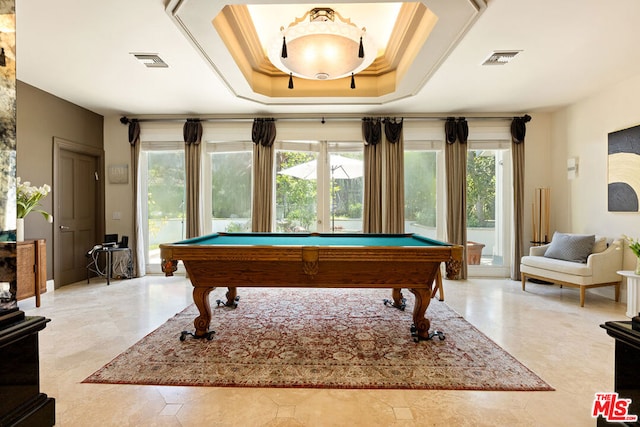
[408,287,432,341]
[391,288,405,308]
[215,287,239,308]
[383,288,406,311]
[192,286,214,338]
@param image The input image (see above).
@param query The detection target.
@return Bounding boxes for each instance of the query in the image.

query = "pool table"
[160,233,463,341]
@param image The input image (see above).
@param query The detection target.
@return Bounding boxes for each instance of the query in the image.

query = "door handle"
[59,225,70,230]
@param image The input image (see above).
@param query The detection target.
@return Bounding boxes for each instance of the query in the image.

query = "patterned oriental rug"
[84,288,553,391]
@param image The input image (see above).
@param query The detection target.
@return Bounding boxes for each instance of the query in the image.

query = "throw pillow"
[544,232,595,263]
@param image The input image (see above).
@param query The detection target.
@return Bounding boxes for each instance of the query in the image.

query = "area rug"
[84,288,553,391]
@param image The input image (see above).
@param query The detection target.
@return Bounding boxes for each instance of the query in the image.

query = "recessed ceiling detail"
[214,2,437,97]
[166,0,487,105]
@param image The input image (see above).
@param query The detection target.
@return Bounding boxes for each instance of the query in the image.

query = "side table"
[87,246,133,285]
[618,271,640,318]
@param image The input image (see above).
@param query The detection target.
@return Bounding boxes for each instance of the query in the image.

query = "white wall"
[550,73,640,300]
[551,73,640,258]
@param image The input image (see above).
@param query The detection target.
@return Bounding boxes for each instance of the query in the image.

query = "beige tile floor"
[21,274,628,426]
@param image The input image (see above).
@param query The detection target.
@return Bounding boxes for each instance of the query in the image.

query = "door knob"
[59,225,70,230]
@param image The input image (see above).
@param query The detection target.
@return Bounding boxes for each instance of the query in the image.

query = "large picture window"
[140,143,185,268]
[466,142,511,275]
[275,141,363,233]
[208,144,253,233]
[404,146,439,239]
[276,148,319,232]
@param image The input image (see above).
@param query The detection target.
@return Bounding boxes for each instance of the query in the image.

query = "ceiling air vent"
[482,50,521,66]
[132,53,168,68]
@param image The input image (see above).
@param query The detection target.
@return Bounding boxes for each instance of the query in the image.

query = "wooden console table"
[17,239,47,307]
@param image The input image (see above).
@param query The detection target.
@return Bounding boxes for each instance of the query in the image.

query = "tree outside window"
[466,150,496,228]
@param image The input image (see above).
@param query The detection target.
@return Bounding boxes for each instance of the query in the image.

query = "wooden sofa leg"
[580,287,586,307]
[521,273,526,291]
[615,283,620,302]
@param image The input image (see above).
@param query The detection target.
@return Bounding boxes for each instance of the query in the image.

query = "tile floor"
[20,274,628,426]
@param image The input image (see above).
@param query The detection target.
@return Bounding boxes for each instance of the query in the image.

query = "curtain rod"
[120,115,524,125]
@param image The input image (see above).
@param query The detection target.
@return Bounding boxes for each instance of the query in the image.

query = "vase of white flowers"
[16,178,53,241]
[625,236,640,275]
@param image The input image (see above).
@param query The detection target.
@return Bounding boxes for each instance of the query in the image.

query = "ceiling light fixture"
[267,7,376,89]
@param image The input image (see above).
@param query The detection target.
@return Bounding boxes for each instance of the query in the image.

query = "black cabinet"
[0,311,55,426]
[600,321,640,426]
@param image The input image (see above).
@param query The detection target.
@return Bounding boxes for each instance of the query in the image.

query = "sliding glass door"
[140,142,185,269]
[275,141,363,233]
[404,142,441,239]
[207,142,253,233]
[466,142,512,276]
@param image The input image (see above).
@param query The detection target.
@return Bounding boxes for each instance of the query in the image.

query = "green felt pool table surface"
[174,232,451,247]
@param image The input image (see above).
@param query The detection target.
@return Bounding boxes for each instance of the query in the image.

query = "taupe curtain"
[251,118,276,232]
[445,117,468,279]
[510,114,531,280]
[383,118,404,233]
[362,118,382,233]
[184,119,203,239]
[128,119,144,277]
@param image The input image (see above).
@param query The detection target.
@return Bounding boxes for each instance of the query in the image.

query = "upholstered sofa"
[520,233,623,307]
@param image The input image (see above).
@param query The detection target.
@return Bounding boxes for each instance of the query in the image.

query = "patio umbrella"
[279,154,363,180]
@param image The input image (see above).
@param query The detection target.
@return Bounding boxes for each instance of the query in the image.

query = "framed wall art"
[608,124,640,212]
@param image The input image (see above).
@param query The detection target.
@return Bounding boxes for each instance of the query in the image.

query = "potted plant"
[625,235,640,275]
[16,178,53,241]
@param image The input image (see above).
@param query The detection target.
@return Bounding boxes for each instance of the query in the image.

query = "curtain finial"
[128,119,140,145]
[510,115,531,144]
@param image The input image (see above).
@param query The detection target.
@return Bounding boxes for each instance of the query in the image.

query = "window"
[404,147,439,238]
[140,144,185,267]
[466,143,511,275]
[275,147,318,232]
[209,148,252,233]
[328,145,363,233]
[275,141,363,233]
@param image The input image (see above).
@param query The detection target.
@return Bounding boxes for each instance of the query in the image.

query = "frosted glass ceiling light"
[268,7,377,89]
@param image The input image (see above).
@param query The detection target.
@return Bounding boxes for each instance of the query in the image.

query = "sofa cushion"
[521,255,593,277]
[543,232,595,263]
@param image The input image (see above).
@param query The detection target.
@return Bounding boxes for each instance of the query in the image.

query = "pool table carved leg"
[408,288,443,342]
[192,286,215,338]
[216,287,239,308]
[383,288,406,311]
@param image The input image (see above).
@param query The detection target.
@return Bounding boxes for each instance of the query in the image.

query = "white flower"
[17,177,53,221]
